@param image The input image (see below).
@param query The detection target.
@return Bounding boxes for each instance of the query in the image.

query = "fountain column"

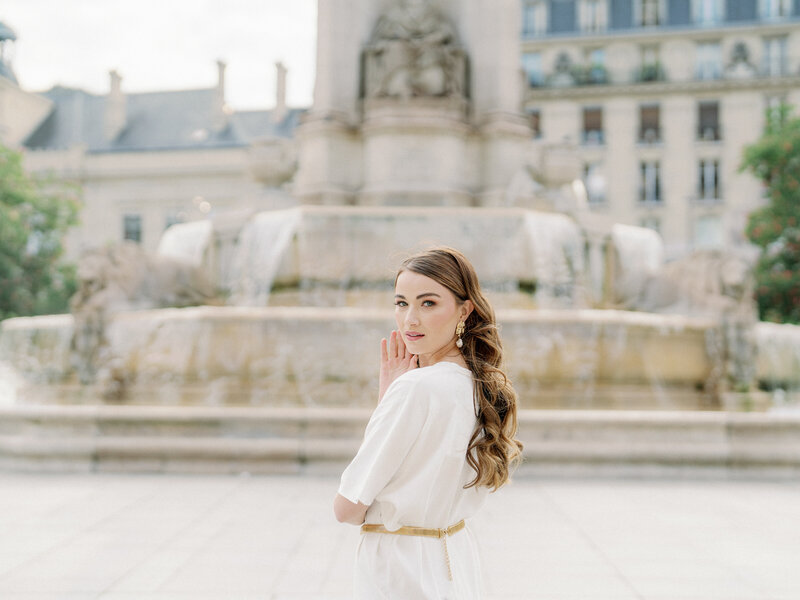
[293,0,376,205]
[457,0,532,206]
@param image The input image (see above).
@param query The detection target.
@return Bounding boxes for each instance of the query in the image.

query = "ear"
[460,299,474,322]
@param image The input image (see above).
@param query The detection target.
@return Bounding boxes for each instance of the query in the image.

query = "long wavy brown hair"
[396,246,524,491]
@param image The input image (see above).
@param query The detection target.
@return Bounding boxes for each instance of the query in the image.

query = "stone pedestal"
[293,0,532,207]
[360,97,472,206]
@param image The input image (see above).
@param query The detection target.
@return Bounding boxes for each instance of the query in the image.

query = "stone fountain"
[1,0,799,475]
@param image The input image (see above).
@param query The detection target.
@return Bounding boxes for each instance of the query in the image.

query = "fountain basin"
[4,306,797,410]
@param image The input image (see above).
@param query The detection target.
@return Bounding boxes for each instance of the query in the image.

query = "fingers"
[396,330,407,359]
[408,353,418,369]
[389,330,407,360]
[380,337,388,363]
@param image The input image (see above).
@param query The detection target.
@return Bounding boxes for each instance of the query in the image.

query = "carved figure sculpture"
[363,0,466,99]
[725,41,756,79]
[70,242,218,388]
[549,53,575,87]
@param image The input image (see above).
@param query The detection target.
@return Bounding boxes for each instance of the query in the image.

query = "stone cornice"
[525,74,800,101]
[521,17,800,48]
[361,98,472,136]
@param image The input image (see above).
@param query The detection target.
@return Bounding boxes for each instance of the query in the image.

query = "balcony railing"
[692,192,724,205]
[638,190,663,204]
[636,62,666,83]
[697,126,722,141]
[638,127,662,144]
[582,129,605,145]
[571,64,609,85]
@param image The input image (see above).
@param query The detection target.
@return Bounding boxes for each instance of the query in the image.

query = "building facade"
[0,21,302,258]
[3,4,800,261]
[520,0,800,258]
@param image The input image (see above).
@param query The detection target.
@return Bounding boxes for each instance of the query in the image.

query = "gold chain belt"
[360,519,466,580]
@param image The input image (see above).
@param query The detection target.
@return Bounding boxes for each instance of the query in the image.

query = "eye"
[422,300,435,307]
[395,300,407,307]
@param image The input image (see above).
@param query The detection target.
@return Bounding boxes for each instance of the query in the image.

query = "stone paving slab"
[0,472,798,599]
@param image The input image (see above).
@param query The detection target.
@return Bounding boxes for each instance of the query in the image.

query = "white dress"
[338,361,490,599]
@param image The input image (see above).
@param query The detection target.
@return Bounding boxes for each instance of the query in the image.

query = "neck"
[418,342,466,369]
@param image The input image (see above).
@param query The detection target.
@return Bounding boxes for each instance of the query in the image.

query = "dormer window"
[191,128,210,142]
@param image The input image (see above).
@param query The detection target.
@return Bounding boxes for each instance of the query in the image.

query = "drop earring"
[455,321,465,348]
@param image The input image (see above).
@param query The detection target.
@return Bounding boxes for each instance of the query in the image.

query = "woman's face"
[394,270,469,360]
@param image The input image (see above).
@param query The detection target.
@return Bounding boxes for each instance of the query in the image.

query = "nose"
[404,306,420,328]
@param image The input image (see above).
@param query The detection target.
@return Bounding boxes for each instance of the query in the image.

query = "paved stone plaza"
[0,472,798,599]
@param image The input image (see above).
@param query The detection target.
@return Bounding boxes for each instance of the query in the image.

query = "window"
[760,0,792,19]
[693,0,724,25]
[696,41,722,80]
[763,37,788,76]
[698,160,720,200]
[579,0,608,32]
[766,94,788,123]
[693,214,724,249]
[642,45,659,67]
[583,48,608,83]
[587,48,605,67]
[582,107,604,144]
[639,161,661,202]
[698,101,721,140]
[637,0,664,26]
[522,52,544,86]
[639,104,661,142]
[766,94,785,112]
[522,1,548,36]
[123,214,142,243]
[527,108,542,138]
[584,162,607,203]
[639,216,661,234]
[639,45,663,81]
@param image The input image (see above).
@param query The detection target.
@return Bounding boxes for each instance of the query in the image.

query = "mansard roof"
[0,61,16,84]
[0,21,17,41]
[23,85,305,152]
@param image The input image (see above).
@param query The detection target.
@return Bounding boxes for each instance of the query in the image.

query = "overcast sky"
[1,0,318,110]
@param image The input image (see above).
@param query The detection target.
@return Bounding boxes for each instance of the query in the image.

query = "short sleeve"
[337,377,429,506]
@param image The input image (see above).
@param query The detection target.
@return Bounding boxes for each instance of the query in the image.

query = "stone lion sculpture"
[627,248,757,319]
[70,242,218,386]
[622,248,759,397]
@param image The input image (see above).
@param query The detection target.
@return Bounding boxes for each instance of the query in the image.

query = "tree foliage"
[0,144,80,320]
[740,103,800,324]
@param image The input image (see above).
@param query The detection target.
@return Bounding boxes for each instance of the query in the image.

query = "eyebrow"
[395,293,442,300]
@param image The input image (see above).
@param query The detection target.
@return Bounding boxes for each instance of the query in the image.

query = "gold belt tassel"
[442,535,452,580]
[360,519,465,581]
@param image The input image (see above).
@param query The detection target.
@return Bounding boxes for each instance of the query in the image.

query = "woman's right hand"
[378,330,418,402]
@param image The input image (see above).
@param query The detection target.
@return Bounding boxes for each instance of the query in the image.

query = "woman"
[333,246,524,599]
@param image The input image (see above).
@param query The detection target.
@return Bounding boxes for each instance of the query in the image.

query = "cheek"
[428,309,455,334]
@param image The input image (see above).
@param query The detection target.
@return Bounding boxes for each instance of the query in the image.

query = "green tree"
[739,104,800,324]
[0,144,80,320]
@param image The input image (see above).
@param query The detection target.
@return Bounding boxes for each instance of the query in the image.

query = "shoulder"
[384,363,472,402]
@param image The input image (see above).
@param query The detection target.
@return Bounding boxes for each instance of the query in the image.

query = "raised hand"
[378,330,418,402]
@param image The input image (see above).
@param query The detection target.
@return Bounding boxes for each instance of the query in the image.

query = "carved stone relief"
[725,41,756,79]
[362,0,467,99]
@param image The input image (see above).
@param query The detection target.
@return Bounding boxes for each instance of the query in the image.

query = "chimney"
[104,69,126,141]
[273,61,288,124]
[213,59,228,131]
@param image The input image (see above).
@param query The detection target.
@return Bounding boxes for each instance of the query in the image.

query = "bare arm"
[334,332,415,526]
[333,493,369,525]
